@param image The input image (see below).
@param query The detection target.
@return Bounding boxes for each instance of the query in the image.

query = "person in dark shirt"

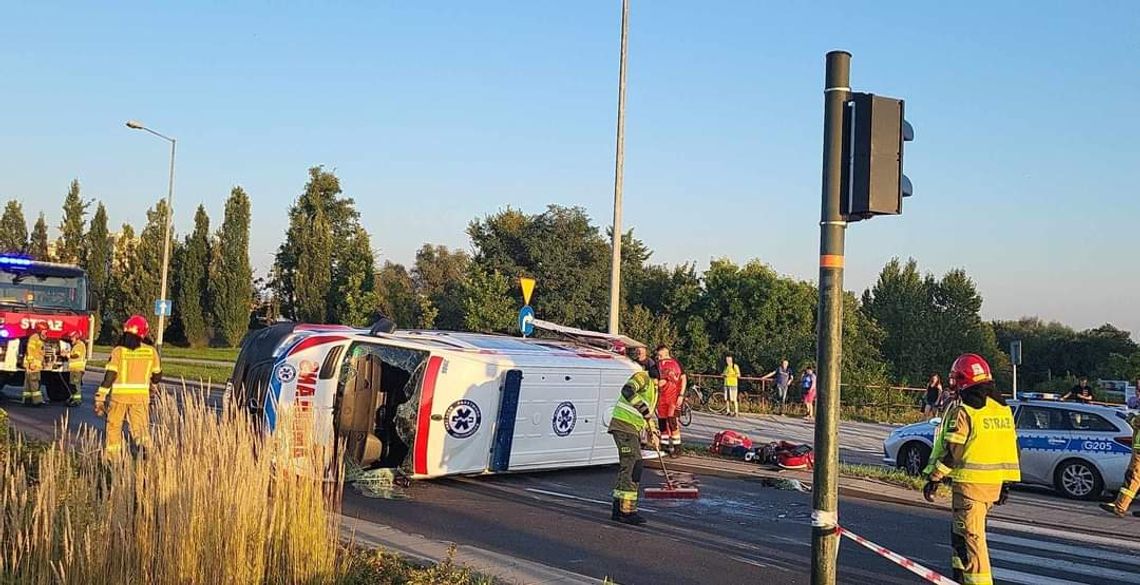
[1062,378,1095,403]
[924,373,943,417]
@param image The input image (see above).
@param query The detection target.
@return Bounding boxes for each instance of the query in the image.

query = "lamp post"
[125,120,175,348]
[607,0,630,335]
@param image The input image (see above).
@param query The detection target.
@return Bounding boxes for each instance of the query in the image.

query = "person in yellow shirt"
[924,354,1020,585]
[722,355,741,417]
[64,331,87,407]
[95,315,162,457]
[21,322,49,406]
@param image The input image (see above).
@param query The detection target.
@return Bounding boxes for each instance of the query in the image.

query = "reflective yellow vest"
[24,335,45,372]
[68,340,87,372]
[611,370,658,433]
[949,398,1021,484]
[105,345,162,396]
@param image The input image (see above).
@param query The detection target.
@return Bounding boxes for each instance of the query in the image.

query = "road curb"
[340,514,601,585]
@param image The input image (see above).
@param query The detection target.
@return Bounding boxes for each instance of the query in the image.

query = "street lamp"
[607,0,630,335]
[125,120,176,349]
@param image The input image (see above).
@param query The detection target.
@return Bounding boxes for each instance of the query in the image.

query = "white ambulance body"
[232,324,640,479]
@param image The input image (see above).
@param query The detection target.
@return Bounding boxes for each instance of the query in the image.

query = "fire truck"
[0,256,94,401]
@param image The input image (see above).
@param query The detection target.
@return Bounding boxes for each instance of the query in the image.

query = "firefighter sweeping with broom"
[609,347,659,526]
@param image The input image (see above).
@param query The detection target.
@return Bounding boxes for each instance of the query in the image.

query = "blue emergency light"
[0,255,33,267]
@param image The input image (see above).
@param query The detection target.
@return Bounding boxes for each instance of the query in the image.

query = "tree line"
[354,204,1139,391]
[12,166,1137,389]
[0,179,252,347]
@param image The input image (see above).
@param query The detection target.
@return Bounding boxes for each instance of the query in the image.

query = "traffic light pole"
[811,50,850,585]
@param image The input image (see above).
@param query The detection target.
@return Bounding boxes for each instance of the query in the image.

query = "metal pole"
[156,138,176,348]
[811,50,850,585]
[607,0,630,335]
[1012,364,1018,400]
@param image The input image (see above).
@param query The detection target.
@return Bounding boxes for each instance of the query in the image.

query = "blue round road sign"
[518,305,535,336]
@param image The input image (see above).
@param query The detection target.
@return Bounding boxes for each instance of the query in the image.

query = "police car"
[883,397,1136,499]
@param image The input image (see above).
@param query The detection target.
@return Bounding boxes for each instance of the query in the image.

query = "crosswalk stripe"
[988,533,1140,567]
[992,567,1094,585]
[989,519,1140,552]
[989,549,1140,584]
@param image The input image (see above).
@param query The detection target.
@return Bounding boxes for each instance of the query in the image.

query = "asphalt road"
[7,378,1140,584]
[343,465,1140,585]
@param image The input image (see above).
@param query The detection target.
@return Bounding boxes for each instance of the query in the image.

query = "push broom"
[643,446,700,500]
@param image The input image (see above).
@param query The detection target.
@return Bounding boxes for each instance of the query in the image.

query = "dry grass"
[1,387,343,584]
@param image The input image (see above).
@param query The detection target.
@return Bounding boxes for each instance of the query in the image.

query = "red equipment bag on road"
[710,430,753,457]
[776,444,814,470]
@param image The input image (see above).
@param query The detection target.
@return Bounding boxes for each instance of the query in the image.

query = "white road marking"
[989,518,1140,552]
[992,567,1094,585]
[988,549,1140,583]
[728,555,771,569]
[525,488,657,513]
[988,533,1140,567]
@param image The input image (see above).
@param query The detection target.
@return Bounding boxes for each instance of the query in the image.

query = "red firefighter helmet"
[949,353,993,392]
[124,315,150,337]
[32,321,49,333]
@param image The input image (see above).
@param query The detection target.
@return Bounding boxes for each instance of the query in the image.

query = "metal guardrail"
[687,373,929,419]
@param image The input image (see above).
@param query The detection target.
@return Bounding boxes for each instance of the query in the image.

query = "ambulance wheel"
[45,376,72,402]
[1054,459,1102,500]
[898,442,930,477]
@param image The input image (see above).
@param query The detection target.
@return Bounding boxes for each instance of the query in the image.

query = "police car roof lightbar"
[0,255,33,267]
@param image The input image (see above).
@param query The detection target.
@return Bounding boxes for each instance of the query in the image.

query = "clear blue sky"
[2,2,1137,339]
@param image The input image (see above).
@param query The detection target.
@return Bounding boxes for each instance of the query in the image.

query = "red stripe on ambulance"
[413,356,444,476]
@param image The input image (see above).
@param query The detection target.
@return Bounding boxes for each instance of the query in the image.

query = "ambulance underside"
[235,325,637,479]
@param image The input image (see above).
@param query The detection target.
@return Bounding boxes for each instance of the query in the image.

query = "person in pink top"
[801,367,817,419]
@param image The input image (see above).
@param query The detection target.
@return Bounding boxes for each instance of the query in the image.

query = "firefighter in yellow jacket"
[65,331,87,407]
[608,347,659,526]
[95,315,161,457]
[22,322,49,406]
[1101,412,1140,518]
[924,354,1020,585]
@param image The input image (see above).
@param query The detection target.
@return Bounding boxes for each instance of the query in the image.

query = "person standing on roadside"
[762,359,794,413]
[95,315,162,457]
[654,346,686,458]
[924,354,1019,585]
[801,367,817,419]
[64,330,87,407]
[22,322,49,406]
[722,355,741,417]
[925,373,944,417]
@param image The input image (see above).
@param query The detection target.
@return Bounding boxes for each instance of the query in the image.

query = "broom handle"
[654,446,676,486]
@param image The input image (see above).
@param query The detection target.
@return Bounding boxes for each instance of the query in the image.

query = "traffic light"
[841,92,913,221]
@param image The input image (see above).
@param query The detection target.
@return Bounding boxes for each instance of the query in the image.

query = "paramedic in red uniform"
[654,345,687,458]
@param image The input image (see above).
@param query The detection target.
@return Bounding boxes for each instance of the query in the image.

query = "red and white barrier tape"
[836,526,959,585]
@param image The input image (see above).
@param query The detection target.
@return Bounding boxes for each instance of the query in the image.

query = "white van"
[227,321,642,479]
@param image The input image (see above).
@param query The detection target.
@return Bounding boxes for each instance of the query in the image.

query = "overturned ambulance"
[227,320,644,478]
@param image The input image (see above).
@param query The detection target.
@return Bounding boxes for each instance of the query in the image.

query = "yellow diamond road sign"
[520,277,536,305]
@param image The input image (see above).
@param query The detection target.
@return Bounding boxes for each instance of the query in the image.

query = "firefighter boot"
[614,497,646,526]
[1100,503,1125,518]
[611,498,621,521]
